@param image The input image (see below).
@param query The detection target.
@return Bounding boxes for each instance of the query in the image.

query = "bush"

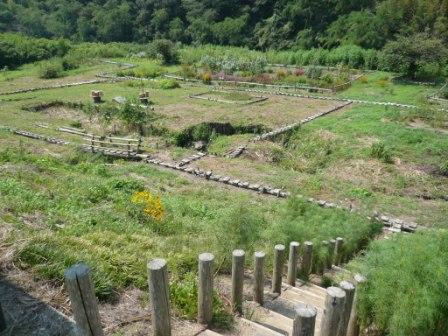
[369,142,393,163]
[353,230,448,335]
[147,39,179,65]
[158,78,180,89]
[305,65,322,79]
[202,71,212,84]
[38,60,64,79]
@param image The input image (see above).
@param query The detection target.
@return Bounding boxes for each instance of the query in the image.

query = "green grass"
[349,230,448,336]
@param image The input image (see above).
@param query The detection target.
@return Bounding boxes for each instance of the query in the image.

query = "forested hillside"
[1,0,448,50]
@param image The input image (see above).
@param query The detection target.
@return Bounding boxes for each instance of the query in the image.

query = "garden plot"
[189,90,268,105]
[157,91,343,132]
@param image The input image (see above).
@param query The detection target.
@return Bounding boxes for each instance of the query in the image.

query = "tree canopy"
[1,0,448,50]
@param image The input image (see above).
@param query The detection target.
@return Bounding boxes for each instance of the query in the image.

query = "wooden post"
[0,302,6,332]
[287,242,300,286]
[272,244,285,294]
[337,281,355,336]
[231,249,245,314]
[335,238,344,266]
[198,253,214,325]
[292,303,317,336]
[347,274,367,336]
[253,251,265,305]
[320,287,346,336]
[148,259,171,336]
[299,241,313,278]
[90,135,95,152]
[328,239,336,269]
[319,240,329,275]
[64,264,103,336]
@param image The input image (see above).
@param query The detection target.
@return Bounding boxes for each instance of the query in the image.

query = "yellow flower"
[131,190,165,221]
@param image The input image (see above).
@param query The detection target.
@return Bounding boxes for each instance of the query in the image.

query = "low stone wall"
[188,91,268,105]
[13,129,70,145]
[252,102,351,141]
[227,145,246,158]
[0,79,111,96]
[177,152,207,166]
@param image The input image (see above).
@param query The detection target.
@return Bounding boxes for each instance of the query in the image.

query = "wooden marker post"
[335,237,344,266]
[292,303,317,336]
[300,241,313,278]
[320,287,346,336]
[347,274,367,336]
[253,251,265,305]
[328,239,336,269]
[64,264,103,336]
[198,253,214,325]
[231,250,245,314]
[287,242,300,286]
[148,259,171,336]
[272,244,285,294]
[338,281,355,336]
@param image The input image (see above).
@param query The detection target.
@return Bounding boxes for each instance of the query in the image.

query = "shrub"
[158,78,180,89]
[38,60,64,79]
[305,65,322,79]
[294,68,305,76]
[440,161,448,176]
[147,39,179,65]
[275,69,287,80]
[202,71,212,84]
[352,230,448,335]
[369,142,393,163]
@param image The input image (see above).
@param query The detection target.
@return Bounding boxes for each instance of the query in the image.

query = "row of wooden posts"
[63,237,365,336]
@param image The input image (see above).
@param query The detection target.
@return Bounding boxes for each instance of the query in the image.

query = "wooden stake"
[287,242,300,286]
[292,303,317,336]
[272,244,285,294]
[338,281,355,336]
[253,251,265,305]
[328,239,336,269]
[347,274,367,336]
[64,264,103,336]
[335,237,344,266]
[231,249,245,314]
[320,287,346,336]
[300,241,313,278]
[148,259,171,336]
[198,253,214,325]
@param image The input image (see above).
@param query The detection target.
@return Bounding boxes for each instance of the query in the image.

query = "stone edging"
[252,102,352,141]
[227,145,246,158]
[188,90,268,105]
[177,152,207,166]
[13,129,70,145]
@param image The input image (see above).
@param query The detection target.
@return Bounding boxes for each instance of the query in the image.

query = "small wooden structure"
[91,90,103,103]
[83,134,141,157]
[139,91,151,105]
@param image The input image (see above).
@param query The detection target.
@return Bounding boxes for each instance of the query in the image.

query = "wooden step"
[281,288,325,310]
[244,301,292,335]
[198,330,224,336]
[293,279,327,296]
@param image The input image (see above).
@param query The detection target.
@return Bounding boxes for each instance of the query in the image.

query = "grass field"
[0,57,447,332]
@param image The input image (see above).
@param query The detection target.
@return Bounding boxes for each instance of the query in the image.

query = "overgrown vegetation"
[352,230,448,335]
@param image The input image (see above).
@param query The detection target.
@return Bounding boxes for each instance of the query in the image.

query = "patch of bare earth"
[408,119,448,134]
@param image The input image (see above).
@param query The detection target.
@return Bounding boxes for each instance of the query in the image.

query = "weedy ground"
[0,58,447,333]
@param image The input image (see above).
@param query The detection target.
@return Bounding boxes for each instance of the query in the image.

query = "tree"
[380,33,448,79]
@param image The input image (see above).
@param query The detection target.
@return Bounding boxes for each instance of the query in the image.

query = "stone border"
[252,102,351,141]
[177,152,207,166]
[227,145,246,158]
[188,90,268,105]
[0,79,111,96]
[13,129,70,145]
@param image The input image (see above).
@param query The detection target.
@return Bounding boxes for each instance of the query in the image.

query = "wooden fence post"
[320,287,346,336]
[347,274,367,336]
[328,239,336,269]
[335,237,344,266]
[64,263,103,336]
[319,240,329,275]
[299,241,313,278]
[0,302,6,332]
[231,249,245,314]
[272,244,285,294]
[253,251,265,305]
[337,281,355,336]
[287,242,300,286]
[292,303,317,336]
[148,259,171,336]
[198,253,214,325]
